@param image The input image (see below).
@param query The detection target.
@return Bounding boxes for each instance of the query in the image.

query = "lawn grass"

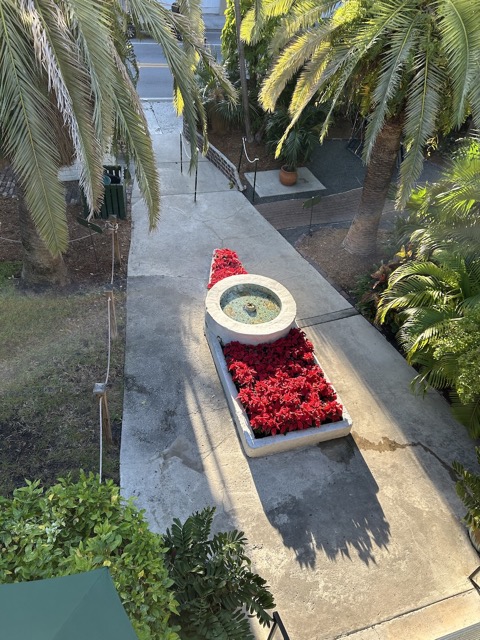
[0,283,124,496]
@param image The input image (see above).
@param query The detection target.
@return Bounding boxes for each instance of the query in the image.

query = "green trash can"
[82,165,127,220]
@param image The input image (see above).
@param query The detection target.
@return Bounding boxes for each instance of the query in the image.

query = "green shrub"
[164,507,274,639]
[0,473,179,640]
[265,105,324,170]
[453,447,480,532]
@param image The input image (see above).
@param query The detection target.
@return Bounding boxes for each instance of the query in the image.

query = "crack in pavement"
[353,434,456,481]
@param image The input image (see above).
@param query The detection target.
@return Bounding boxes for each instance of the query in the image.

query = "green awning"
[0,568,139,640]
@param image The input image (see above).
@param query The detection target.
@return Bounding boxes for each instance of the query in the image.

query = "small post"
[104,284,118,340]
[89,228,100,271]
[194,164,198,203]
[252,159,258,204]
[180,133,183,174]
[93,382,112,444]
[108,219,121,266]
[113,227,121,266]
[309,202,315,236]
[237,141,244,172]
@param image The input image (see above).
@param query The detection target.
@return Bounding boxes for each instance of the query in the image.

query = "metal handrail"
[267,612,291,640]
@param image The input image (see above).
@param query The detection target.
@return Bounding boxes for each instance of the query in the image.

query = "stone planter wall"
[205,325,353,457]
[183,123,245,192]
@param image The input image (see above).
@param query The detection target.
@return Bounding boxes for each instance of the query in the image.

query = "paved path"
[121,104,480,639]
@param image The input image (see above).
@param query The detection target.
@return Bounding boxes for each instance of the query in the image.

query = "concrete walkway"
[121,104,480,639]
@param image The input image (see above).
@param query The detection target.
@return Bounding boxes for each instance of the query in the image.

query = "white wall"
[159,0,221,12]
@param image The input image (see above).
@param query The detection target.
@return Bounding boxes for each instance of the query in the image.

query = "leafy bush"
[353,246,412,325]
[265,105,324,170]
[376,139,480,436]
[0,473,179,640]
[432,308,480,404]
[164,507,274,640]
[453,447,480,532]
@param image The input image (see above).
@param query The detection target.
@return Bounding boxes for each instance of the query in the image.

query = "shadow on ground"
[248,436,390,569]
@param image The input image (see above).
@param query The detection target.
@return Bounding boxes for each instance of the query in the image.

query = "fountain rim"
[206,274,297,338]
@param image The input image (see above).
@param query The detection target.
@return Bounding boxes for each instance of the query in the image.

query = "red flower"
[207,248,248,289]
[223,328,343,438]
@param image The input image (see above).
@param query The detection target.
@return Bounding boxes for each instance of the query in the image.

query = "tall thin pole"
[252,159,258,204]
[233,0,253,142]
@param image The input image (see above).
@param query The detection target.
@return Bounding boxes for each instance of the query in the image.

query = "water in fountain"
[220,285,281,325]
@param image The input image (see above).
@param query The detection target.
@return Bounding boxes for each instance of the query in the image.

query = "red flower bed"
[223,329,343,437]
[207,248,248,289]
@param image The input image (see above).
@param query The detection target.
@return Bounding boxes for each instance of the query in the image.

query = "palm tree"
[0,0,233,285]
[243,0,480,255]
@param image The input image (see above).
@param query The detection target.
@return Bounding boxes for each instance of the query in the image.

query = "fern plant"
[163,507,274,640]
[376,139,480,437]
[453,448,480,533]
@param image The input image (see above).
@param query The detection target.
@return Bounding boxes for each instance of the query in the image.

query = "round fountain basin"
[205,274,296,346]
[221,285,281,325]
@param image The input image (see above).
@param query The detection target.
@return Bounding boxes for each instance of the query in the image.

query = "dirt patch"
[296,227,394,297]
[0,195,130,286]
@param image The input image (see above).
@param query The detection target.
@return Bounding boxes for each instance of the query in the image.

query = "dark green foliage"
[164,507,275,640]
[453,448,480,532]
[194,61,247,130]
[376,139,480,436]
[353,246,412,325]
[0,473,179,640]
[220,0,280,136]
[265,105,324,170]
[222,0,278,88]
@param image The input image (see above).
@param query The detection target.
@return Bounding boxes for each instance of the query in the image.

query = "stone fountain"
[205,273,352,457]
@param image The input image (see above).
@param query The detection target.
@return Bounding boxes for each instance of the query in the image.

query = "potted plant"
[266,105,323,186]
[453,448,480,553]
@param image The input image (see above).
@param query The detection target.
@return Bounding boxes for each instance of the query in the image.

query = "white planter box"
[205,326,353,458]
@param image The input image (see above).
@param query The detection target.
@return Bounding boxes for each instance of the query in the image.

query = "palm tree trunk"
[342,114,404,256]
[233,0,253,143]
[17,188,69,287]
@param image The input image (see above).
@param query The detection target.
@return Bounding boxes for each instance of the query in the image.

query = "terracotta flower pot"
[279,165,297,186]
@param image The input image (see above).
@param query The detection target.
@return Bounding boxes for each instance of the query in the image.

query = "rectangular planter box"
[205,326,352,458]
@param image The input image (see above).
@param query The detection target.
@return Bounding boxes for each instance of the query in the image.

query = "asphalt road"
[134,31,222,99]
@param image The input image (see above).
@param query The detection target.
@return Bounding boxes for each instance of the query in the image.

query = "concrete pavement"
[121,103,480,639]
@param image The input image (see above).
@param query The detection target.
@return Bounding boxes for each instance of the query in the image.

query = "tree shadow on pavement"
[248,436,390,569]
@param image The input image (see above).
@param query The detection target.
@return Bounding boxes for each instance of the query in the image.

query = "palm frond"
[410,357,455,392]
[386,259,455,287]
[260,27,333,112]
[364,14,421,162]
[459,292,480,311]
[0,1,68,254]
[127,0,202,166]
[267,0,332,54]
[241,0,266,45]
[436,0,480,126]
[66,0,117,152]
[21,0,104,215]
[398,46,445,207]
[110,47,160,229]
